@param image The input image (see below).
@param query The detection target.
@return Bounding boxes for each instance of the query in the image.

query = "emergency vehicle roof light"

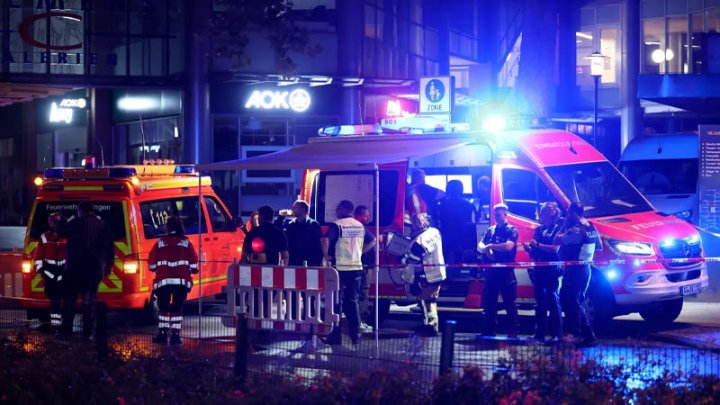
[108,168,138,178]
[44,168,64,179]
[174,165,195,174]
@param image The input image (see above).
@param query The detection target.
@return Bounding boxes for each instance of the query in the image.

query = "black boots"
[152,329,168,344]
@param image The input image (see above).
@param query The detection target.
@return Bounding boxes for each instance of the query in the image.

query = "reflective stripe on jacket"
[148,233,199,290]
[34,231,67,279]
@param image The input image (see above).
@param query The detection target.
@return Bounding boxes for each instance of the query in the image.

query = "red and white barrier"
[226,261,340,336]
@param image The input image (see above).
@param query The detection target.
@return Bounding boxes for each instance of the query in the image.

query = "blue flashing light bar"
[108,168,138,178]
[174,165,195,174]
[44,168,64,179]
[44,167,137,179]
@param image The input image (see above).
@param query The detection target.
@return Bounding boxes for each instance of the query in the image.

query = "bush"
[0,333,718,404]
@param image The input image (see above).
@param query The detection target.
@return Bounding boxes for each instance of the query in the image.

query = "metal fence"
[1,297,719,390]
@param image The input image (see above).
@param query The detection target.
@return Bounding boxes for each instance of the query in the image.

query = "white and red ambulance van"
[296,119,708,330]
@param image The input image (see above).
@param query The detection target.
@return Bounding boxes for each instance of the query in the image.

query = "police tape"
[132,255,720,269]
[398,255,716,270]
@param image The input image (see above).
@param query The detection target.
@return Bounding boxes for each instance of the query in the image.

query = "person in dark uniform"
[242,205,289,265]
[555,201,602,346]
[439,179,476,266]
[477,203,519,337]
[284,200,323,266]
[523,202,563,342]
[59,201,114,338]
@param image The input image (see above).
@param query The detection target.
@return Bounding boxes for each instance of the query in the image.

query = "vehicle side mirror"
[233,216,245,233]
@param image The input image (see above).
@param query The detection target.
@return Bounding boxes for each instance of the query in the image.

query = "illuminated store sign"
[6,3,118,67]
[244,89,311,112]
[49,97,87,124]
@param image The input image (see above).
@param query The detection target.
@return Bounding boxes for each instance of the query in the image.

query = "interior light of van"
[22,260,32,273]
[608,240,653,256]
[33,177,43,186]
[123,261,138,274]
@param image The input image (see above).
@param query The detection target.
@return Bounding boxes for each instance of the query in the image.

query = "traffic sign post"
[419,76,454,122]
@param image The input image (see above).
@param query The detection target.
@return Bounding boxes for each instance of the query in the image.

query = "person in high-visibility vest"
[34,212,67,333]
[321,200,365,345]
[148,216,199,345]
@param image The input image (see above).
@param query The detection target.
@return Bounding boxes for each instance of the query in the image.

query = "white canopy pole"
[198,173,203,338]
[374,164,380,352]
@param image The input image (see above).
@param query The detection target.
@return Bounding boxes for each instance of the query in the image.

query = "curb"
[648,333,720,354]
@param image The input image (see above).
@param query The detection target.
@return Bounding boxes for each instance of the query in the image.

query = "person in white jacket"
[401,212,446,334]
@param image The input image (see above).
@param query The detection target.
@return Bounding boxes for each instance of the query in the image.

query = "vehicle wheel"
[583,275,616,335]
[640,298,683,324]
[365,299,391,327]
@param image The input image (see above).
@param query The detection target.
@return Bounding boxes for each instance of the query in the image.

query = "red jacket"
[34,231,67,280]
[148,233,199,290]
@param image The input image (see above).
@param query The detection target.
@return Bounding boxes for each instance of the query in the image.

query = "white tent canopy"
[196,135,474,171]
[195,133,476,348]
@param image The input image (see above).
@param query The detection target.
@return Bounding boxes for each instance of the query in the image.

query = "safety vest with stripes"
[148,233,199,290]
[34,231,67,281]
[333,217,364,271]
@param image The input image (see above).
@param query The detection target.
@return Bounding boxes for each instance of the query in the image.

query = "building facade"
[1,0,717,224]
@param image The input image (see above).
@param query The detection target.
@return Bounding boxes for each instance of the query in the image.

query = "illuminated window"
[600,29,618,83]
[642,19,664,74]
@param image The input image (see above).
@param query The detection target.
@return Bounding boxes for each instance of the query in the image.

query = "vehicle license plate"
[680,283,702,296]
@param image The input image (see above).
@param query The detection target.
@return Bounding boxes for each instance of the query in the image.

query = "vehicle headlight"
[673,209,692,221]
[608,240,654,256]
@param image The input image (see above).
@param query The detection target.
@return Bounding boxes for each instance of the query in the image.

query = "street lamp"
[586,51,608,147]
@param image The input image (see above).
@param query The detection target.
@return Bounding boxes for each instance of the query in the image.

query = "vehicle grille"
[659,240,703,269]
[666,269,701,283]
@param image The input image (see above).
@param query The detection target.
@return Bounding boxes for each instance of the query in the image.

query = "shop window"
[668,17,689,73]
[121,117,181,164]
[575,30,594,88]
[642,19,665,74]
[240,146,293,183]
[708,8,720,33]
[600,29,618,83]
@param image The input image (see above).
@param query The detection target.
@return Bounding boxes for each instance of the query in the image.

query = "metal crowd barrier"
[225,261,341,336]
